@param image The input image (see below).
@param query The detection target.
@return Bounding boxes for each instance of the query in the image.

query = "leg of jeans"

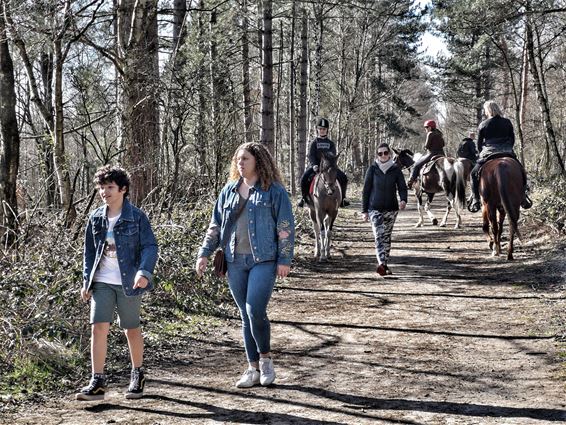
[227,255,257,362]
[382,211,399,262]
[409,155,428,181]
[471,162,482,199]
[246,260,277,356]
[369,210,386,265]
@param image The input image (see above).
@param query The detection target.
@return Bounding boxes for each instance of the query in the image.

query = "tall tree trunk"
[209,8,223,192]
[288,0,296,194]
[172,0,187,49]
[312,3,323,117]
[274,21,283,162]
[0,5,20,242]
[241,0,253,143]
[296,8,308,180]
[260,0,274,153]
[518,36,529,165]
[117,0,160,204]
[525,15,565,175]
[53,37,76,225]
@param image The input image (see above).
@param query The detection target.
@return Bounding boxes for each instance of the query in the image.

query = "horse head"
[318,152,339,196]
[392,148,415,169]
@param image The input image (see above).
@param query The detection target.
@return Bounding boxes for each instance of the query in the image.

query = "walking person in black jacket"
[362,143,408,276]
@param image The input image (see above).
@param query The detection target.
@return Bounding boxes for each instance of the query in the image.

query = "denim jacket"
[83,199,158,296]
[198,179,295,265]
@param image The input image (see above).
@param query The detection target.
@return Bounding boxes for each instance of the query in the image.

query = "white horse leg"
[322,215,332,259]
[440,195,453,227]
[424,200,437,225]
[415,197,424,227]
[454,199,461,229]
[313,220,321,259]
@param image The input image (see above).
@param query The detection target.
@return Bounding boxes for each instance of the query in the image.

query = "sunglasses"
[377,151,390,156]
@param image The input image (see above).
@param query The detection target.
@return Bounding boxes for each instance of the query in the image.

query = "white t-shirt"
[93,215,122,285]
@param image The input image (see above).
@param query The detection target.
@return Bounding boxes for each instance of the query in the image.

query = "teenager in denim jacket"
[76,165,158,401]
[196,142,294,388]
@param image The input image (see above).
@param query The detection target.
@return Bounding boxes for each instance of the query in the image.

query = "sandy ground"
[4,200,566,424]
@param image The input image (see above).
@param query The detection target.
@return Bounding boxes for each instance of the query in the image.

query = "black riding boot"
[340,181,349,207]
[468,173,481,213]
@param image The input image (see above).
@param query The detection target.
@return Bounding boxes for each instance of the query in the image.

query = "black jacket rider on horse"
[298,117,349,208]
[469,100,532,213]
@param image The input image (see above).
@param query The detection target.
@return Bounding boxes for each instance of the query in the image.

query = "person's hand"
[196,257,208,277]
[362,212,369,222]
[133,275,149,289]
[399,201,407,210]
[313,165,319,172]
[277,264,290,278]
[80,287,92,303]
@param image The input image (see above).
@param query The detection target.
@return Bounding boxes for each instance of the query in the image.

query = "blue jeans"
[227,254,277,362]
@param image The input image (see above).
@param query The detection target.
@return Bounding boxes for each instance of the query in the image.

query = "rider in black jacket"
[298,117,349,207]
[469,100,531,212]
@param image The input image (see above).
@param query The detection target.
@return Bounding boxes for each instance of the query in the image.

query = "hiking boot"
[376,264,387,276]
[235,367,260,388]
[521,194,533,209]
[75,374,106,401]
[259,357,276,386]
[297,198,305,208]
[125,367,145,399]
[340,199,350,207]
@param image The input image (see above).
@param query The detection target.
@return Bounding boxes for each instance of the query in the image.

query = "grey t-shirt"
[235,194,252,254]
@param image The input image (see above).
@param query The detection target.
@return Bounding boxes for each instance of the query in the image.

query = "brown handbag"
[213,249,228,277]
[212,194,249,278]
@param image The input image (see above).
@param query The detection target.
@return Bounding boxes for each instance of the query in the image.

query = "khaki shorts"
[90,282,142,329]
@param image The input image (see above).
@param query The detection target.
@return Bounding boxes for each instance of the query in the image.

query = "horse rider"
[468,100,532,213]
[298,117,350,208]
[406,120,446,189]
[457,131,478,164]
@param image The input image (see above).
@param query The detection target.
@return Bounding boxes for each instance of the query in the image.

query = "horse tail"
[498,165,522,242]
[454,159,467,208]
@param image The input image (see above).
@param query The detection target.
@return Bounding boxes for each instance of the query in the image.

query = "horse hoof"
[432,219,439,226]
[439,222,446,227]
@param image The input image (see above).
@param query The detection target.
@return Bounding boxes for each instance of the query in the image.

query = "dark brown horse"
[479,157,524,260]
[307,152,341,262]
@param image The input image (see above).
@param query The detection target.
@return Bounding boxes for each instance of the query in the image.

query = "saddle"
[421,155,444,175]
[309,173,318,196]
[478,152,528,185]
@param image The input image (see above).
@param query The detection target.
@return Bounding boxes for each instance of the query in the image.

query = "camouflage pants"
[369,210,399,266]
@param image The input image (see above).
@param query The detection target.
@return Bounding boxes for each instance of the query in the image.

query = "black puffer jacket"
[362,162,408,213]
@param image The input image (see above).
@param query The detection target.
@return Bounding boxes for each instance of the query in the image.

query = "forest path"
[7,201,566,424]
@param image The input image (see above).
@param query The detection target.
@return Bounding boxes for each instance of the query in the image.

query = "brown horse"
[479,157,524,260]
[307,152,341,262]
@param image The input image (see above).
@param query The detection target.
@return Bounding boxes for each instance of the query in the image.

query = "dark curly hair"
[229,142,284,191]
[93,165,130,197]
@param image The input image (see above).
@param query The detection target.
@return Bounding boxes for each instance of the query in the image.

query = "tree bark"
[296,8,308,180]
[288,0,296,194]
[260,0,274,153]
[241,0,253,143]
[0,4,20,242]
[117,0,160,204]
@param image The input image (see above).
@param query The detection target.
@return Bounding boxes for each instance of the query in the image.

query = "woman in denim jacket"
[196,142,294,388]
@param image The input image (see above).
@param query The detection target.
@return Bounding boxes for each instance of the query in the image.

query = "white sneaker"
[235,367,260,388]
[259,357,276,386]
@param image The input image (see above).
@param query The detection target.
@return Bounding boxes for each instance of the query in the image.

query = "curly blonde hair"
[229,142,283,190]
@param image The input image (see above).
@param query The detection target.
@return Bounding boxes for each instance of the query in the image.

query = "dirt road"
[6,202,566,424]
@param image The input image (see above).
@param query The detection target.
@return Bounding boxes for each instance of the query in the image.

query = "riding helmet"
[423,119,436,129]
[317,117,330,129]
